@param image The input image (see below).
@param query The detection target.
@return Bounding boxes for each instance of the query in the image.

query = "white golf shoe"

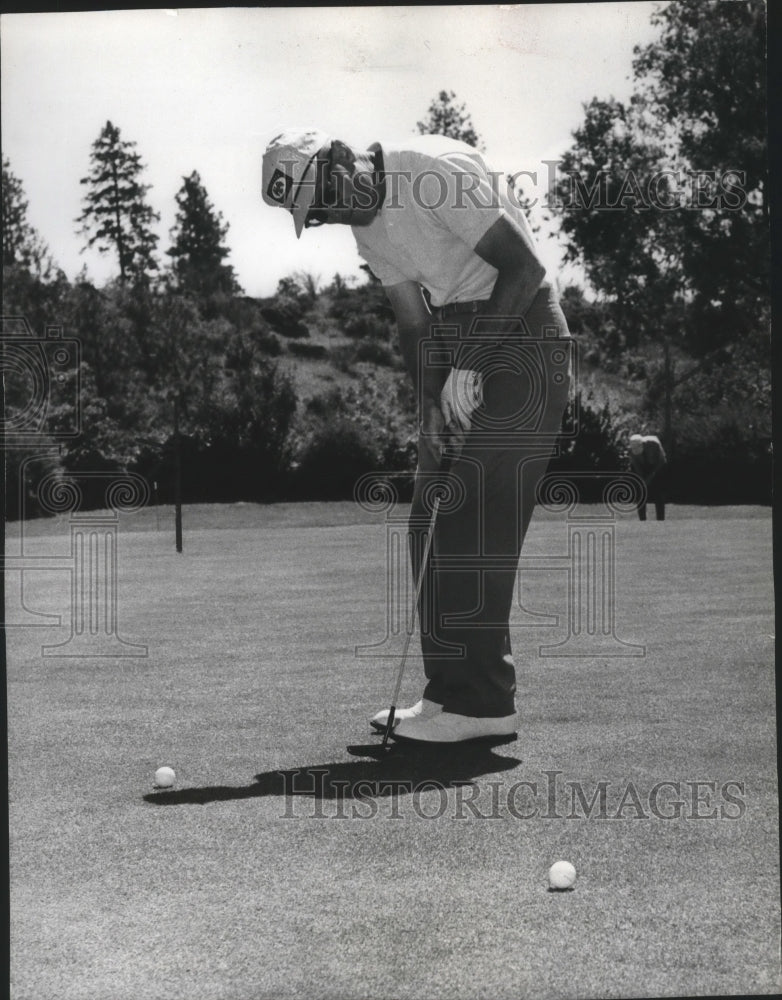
[392,710,519,744]
[370,698,442,732]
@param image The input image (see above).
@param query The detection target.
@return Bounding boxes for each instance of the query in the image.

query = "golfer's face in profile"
[306,146,377,229]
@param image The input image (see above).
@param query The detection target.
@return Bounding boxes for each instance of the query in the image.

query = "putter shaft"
[381,456,450,746]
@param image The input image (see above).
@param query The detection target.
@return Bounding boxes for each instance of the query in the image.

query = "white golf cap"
[262,127,331,238]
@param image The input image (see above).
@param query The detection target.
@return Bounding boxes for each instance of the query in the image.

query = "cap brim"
[291,155,319,238]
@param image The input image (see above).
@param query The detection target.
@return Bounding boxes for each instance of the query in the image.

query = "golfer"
[628,433,668,521]
[262,128,572,743]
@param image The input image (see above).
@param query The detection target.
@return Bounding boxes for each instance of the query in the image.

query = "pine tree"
[2,156,55,275]
[76,121,160,283]
[166,170,240,297]
[416,90,484,150]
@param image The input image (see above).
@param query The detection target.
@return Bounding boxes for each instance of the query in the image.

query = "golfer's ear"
[384,281,431,330]
[330,139,352,169]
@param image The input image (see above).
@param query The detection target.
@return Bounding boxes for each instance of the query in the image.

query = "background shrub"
[288,341,328,360]
[291,420,380,500]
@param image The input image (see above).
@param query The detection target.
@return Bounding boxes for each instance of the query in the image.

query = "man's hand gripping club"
[421,368,483,462]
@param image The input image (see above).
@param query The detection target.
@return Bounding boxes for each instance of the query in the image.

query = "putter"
[347,450,452,758]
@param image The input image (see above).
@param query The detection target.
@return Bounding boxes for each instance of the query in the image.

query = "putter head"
[346,703,400,758]
[346,742,396,758]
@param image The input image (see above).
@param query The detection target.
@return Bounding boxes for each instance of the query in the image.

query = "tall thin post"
[174,396,183,553]
[663,339,673,458]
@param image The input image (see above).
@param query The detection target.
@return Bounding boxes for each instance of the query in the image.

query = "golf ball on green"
[548,860,577,889]
[154,766,176,788]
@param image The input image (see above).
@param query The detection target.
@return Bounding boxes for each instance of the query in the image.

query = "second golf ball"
[549,860,577,889]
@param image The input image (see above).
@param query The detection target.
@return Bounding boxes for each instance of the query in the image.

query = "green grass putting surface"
[6,504,780,999]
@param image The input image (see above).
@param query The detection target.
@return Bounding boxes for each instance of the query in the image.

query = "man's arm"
[384,281,434,387]
[383,213,547,456]
[384,280,451,460]
[646,439,667,482]
[473,214,546,332]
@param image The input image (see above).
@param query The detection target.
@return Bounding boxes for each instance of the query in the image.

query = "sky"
[1,4,662,297]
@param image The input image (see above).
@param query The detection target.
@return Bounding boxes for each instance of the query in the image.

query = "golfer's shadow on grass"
[143,739,521,806]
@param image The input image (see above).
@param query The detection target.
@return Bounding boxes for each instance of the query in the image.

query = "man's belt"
[435,299,488,318]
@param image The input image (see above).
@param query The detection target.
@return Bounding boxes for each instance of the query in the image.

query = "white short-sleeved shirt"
[353,134,538,308]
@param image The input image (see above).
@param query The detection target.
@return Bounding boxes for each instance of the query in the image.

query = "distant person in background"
[628,434,668,521]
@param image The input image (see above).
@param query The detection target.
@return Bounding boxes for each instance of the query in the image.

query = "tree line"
[2,0,771,516]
